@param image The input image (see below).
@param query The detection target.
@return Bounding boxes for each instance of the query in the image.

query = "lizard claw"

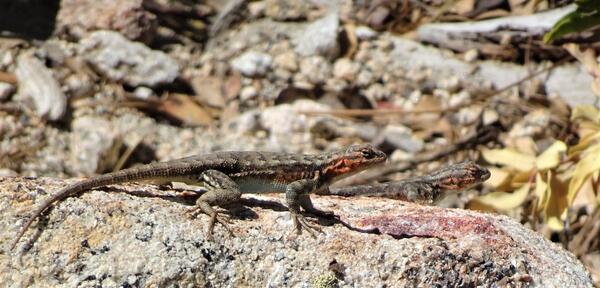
[292,214,322,238]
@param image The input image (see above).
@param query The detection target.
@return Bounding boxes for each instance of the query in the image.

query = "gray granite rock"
[79,31,179,87]
[56,0,156,41]
[230,51,272,77]
[15,54,67,121]
[1,177,593,287]
[293,12,339,59]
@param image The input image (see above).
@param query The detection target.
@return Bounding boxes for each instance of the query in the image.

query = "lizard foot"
[186,206,234,237]
[292,213,322,238]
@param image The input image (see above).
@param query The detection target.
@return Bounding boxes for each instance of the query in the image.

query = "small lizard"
[324,162,490,204]
[11,144,387,250]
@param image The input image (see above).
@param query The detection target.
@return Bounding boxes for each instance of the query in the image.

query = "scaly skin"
[11,144,387,250]
[324,162,490,204]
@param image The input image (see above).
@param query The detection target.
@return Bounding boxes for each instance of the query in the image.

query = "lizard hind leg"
[187,170,242,237]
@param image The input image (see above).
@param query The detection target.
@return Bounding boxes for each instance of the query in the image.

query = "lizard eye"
[360,149,376,159]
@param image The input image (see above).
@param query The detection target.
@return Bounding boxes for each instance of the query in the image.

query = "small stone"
[0,82,15,101]
[438,76,461,93]
[248,1,266,18]
[333,58,360,81]
[355,26,377,40]
[15,54,66,121]
[464,49,479,62]
[482,109,499,125]
[299,56,331,85]
[133,86,156,100]
[273,51,298,72]
[375,125,424,153]
[294,13,340,59]
[231,51,272,77]
[364,83,389,101]
[240,86,258,101]
[448,91,470,109]
[70,116,120,175]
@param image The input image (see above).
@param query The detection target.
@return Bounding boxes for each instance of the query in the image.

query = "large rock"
[56,0,156,41]
[78,31,179,87]
[1,177,592,287]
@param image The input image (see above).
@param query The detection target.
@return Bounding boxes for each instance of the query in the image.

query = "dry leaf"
[159,94,213,126]
[469,182,531,212]
[482,148,535,172]
[568,144,600,205]
[484,167,511,189]
[535,172,549,213]
[544,171,570,231]
[536,141,566,170]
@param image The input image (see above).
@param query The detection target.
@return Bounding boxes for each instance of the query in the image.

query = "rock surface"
[0,177,592,287]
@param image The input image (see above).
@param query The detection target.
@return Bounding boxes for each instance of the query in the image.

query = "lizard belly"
[235,177,288,194]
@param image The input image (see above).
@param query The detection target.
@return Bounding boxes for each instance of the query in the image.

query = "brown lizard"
[11,144,387,250]
[323,162,490,204]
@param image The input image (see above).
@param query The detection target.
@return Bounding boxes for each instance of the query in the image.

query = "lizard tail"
[10,169,148,251]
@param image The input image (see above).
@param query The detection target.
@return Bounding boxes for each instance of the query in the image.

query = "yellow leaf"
[484,167,512,189]
[536,141,566,170]
[469,182,531,211]
[482,148,535,172]
[535,172,549,213]
[544,170,569,232]
[571,105,600,123]
[546,217,564,231]
[569,130,600,157]
[568,144,600,204]
[510,171,532,188]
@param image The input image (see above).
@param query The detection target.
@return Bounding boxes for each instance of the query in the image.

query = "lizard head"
[322,144,387,181]
[431,162,491,191]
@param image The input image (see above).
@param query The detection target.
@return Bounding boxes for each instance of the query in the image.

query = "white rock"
[133,86,156,100]
[231,51,272,77]
[333,58,360,81]
[273,51,298,72]
[355,26,378,40]
[240,86,258,101]
[294,13,340,59]
[15,54,66,120]
[79,31,180,87]
[0,82,15,101]
[299,56,331,84]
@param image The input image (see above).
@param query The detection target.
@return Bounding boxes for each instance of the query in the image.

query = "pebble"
[333,58,360,81]
[375,125,424,153]
[273,51,298,72]
[231,51,272,77]
[133,86,156,100]
[240,86,258,101]
[299,56,331,84]
[0,82,15,101]
[355,26,378,40]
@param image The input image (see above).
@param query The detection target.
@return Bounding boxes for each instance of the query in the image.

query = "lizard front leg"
[187,170,242,237]
[285,179,324,237]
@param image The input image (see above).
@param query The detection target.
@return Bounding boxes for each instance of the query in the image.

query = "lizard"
[323,161,490,204]
[10,144,387,250]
